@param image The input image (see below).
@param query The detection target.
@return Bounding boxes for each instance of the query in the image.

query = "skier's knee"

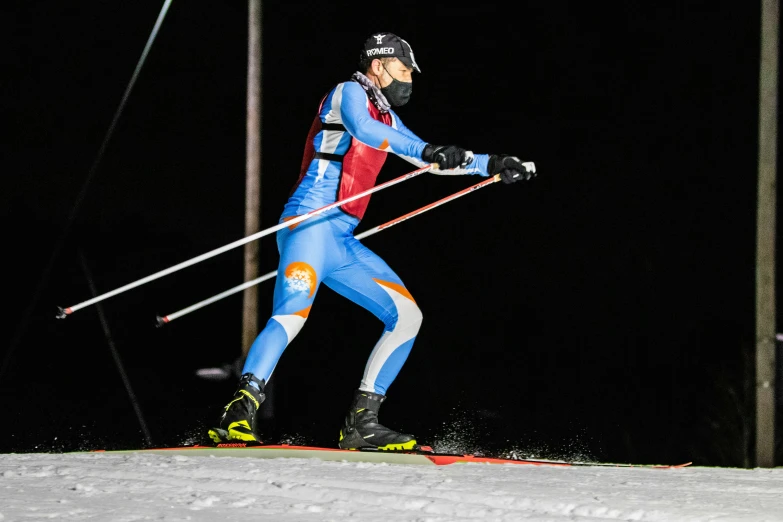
[269,305,312,344]
[398,302,423,333]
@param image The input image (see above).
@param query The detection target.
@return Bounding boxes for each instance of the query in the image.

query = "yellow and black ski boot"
[208,373,265,444]
[338,389,417,451]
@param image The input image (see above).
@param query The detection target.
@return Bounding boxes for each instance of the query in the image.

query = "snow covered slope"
[1,452,781,521]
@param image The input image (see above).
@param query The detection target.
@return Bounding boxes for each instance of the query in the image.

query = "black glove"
[488,155,537,184]
[422,144,472,170]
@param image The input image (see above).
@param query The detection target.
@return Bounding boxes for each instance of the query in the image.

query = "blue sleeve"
[339,82,426,161]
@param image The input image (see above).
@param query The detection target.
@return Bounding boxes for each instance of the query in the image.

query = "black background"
[2,0,777,466]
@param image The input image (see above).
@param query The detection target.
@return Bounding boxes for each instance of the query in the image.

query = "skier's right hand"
[422,144,472,170]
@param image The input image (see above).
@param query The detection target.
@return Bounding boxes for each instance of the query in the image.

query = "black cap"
[361,32,421,73]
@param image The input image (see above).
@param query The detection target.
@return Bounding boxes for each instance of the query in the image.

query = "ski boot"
[338,389,418,451]
[208,373,265,444]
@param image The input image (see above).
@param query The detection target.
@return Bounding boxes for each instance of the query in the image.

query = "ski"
[85,442,690,469]
[511,457,693,469]
[207,443,692,468]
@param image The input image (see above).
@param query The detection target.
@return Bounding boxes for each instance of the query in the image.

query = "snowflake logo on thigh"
[284,261,317,298]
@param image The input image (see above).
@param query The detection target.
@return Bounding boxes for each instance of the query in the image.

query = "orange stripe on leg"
[282,216,303,231]
[373,278,416,303]
[294,306,312,318]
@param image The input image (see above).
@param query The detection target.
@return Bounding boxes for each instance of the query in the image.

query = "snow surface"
[1,452,782,521]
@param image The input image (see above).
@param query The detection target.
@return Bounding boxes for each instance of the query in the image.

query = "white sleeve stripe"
[319,130,343,154]
[324,83,344,124]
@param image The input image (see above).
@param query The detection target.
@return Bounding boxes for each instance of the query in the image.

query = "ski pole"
[57,164,436,318]
[155,173,501,325]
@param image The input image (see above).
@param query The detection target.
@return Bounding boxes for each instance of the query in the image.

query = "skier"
[208,32,537,450]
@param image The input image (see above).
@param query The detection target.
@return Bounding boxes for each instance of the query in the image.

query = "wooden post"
[755,0,778,469]
[243,0,262,358]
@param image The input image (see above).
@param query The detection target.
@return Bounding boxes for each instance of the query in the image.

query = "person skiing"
[208,32,537,451]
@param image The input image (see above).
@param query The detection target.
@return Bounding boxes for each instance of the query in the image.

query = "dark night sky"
[1,1,775,465]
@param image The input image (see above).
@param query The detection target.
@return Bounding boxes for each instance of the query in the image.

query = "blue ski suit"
[242,74,491,394]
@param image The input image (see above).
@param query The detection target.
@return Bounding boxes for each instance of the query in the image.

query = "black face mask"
[380,65,412,107]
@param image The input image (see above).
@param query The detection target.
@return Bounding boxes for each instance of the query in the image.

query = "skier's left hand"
[488,155,537,184]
